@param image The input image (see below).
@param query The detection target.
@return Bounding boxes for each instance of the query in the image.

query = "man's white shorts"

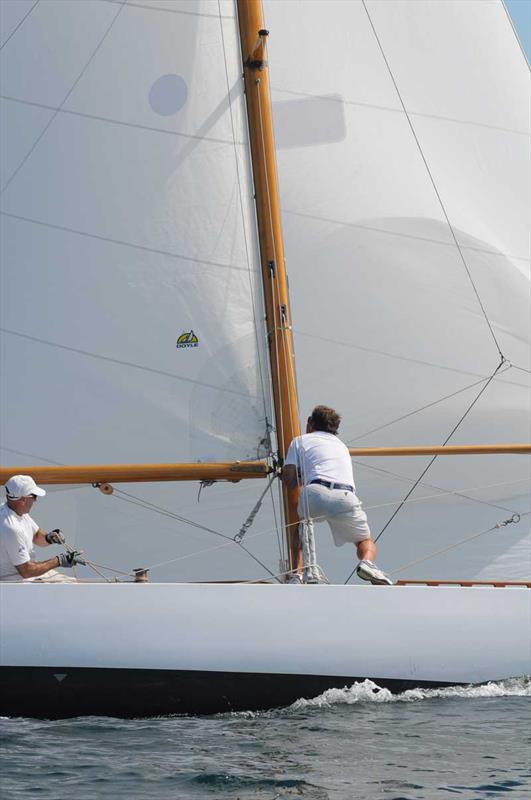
[297,483,371,547]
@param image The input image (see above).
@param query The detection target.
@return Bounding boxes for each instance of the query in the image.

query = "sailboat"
[0,0,529,718]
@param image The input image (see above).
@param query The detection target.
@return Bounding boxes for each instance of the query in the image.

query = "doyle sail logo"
[176,330,199,348]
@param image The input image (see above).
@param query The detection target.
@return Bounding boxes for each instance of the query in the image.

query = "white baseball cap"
[5,475,46,498]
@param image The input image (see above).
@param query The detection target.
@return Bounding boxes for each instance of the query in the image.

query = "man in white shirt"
[282,406,391,585]
[0,474,82,582]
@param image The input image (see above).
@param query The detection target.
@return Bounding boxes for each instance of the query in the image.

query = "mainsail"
[0,0,529,583]
[265,0,531,580]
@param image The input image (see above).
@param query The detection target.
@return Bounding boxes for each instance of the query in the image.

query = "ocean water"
[1,678,530,800]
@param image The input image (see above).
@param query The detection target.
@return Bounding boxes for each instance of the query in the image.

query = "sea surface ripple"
[1,678,530,799]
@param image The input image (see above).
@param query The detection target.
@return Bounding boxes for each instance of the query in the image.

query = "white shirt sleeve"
[284,438,299,466]
[2,526,32,566]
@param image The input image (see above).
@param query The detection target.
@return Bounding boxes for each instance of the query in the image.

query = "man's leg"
[357,537,377,562]
[327,499,392,585]
[356,537,392,585]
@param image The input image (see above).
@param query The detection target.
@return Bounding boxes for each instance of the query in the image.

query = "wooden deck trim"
[395,580,531,587]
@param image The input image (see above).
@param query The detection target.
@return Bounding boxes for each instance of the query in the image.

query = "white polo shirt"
[284,431,356,488]
[0,502,38,581]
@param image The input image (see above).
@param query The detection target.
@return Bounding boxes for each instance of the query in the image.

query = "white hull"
[1,583,529,717]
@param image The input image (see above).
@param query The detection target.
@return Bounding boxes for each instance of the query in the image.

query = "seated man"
[0,474,82,582]
[282,405,392,585]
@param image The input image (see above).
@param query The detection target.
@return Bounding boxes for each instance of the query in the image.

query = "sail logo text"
[176,330,199,348]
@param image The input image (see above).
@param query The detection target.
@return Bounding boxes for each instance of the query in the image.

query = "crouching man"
[0,475,82,583]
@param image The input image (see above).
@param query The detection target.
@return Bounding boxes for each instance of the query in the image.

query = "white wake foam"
[290,676,531,710]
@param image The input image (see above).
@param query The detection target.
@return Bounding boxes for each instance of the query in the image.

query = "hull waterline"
[1,582,529,718]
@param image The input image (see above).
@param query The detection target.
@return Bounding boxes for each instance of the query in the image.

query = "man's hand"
[57,551,86,568]
[45,529,65,545]
[281,464,299,489]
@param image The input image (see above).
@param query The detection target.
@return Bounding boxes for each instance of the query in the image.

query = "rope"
[233,473,278,543]
[60,536,127,583]
[361,0,505,362]
[107,486,281,581]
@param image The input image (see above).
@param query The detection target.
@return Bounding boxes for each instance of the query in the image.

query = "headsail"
[0,0,279,581]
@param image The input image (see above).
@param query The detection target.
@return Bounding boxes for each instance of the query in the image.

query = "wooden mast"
[237,0,301,572]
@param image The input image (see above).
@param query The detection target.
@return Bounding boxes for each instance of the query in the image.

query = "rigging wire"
[372,358,507,543]
[512,364,531,375]
[343,358,508,583]
[361,0,505,362]
[353,460,528,515]
[346,365,513,444]
[108,486,280,581]
[389,512,527,577]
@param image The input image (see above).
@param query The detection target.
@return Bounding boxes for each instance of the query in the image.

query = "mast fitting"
[93,482,114,495]
[246,28,269,70]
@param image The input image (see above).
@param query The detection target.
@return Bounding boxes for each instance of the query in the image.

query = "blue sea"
[1,679,530,799]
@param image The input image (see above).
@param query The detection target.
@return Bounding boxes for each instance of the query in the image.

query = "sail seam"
[269,86,531,138]
[101,0,235,20]
[362,0,505,362]
[282,208,531,265]
[0,0,39,52]
[1,328,261,399]
[0,94,243,150]
[356,464,529,515]
[0,211,256,273]
[292,329,524,388]
[1,1,127,196]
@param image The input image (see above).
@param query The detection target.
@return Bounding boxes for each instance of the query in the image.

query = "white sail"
[0,0,282,581]
[0,0,529,583]
[264,0,530,579]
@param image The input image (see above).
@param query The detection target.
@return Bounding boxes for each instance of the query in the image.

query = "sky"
[505,0,531,60]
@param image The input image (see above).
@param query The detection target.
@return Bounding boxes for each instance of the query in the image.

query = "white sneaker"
[356,560,393,585]
[287,573,303,584]
[303,566,330,584]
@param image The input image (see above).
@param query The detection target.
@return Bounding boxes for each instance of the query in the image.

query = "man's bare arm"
[282,465,299,489]
[16,556,60,579]
[33,528,51,547]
